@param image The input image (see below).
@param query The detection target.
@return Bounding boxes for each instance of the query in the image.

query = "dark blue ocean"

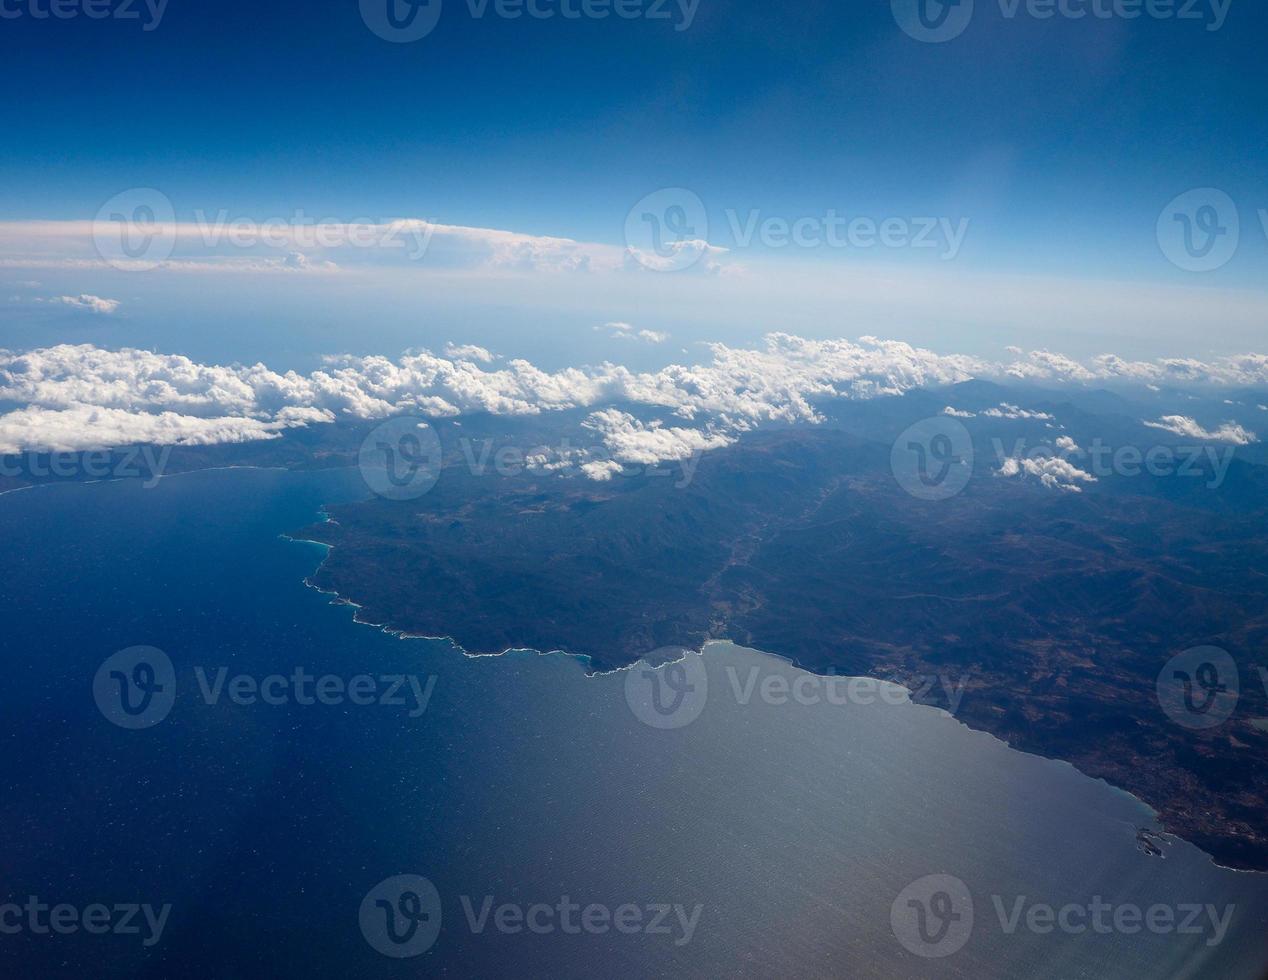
[2,467,1266,978]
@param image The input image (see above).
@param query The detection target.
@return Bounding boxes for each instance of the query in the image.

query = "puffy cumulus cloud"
[305,334,993,428]
[614,334,989,424]
[522,444,589,475]
[992,347,1268,389]
[0,345,309,418]
[273,406,337,426]
[996,455,1097,493]
[942,406,976,418]
[54,294,120,315]
[0,404,326,454]
[982,402,1054,421]
[1143,416,1258,445]
[1001,350,1095,384]
[579,459,626,482]
[308,350,617,418]
[581,409,734,466]
[442,343,495,363]
[2,336,1267,473]
[1055,435,1079,452]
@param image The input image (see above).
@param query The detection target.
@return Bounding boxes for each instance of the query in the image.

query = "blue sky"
[1,0,1266,368]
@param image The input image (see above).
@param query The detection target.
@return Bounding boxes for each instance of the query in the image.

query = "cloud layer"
[1,336,1265,469]
[0,218,626,276]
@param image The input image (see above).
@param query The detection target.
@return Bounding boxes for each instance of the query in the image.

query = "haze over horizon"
[3,0,1268,373]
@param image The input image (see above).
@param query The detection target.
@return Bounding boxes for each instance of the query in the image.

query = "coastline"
[287,514,1264,877]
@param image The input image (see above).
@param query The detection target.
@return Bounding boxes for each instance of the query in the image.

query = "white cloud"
[8,221,1268,362]
[996,454,1097,493]
[1055,435,1079,452]
[982,402,1054,421]
[0,219,631,276]
[0,404,328,454]
[1,335,1267,475]
[579,459,626,482]
[622,240,730,276]
[581,409,734,466]
[0,255,339,275]
[442,343,495,363]
[602,322,670,344]
[942,406,976,418]
[1142,416,1258,445]
[54,294,120,315]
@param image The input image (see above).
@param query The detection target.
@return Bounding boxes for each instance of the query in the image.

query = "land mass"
[7,380,1265,869]
[296,400,1268,872]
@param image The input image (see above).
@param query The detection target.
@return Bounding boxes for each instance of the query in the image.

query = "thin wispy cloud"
[1143,415,1258,445]
[54,294,121,315]
[602,322,670,344]
[0,218,634,275]
[442,343,495,362]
